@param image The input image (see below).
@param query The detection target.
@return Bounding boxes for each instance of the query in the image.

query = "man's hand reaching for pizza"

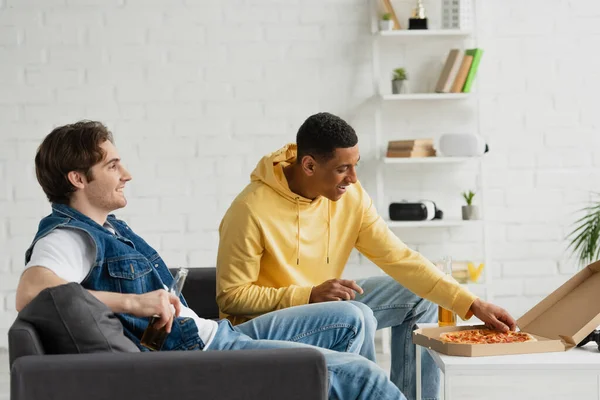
[469,298,517,332]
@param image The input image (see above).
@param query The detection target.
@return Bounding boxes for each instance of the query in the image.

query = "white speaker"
[438,133,487,157]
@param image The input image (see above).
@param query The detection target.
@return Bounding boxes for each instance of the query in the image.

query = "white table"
[416,342,600,400]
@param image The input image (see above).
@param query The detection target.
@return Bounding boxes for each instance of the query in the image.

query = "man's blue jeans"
[207,301,405,400]
[354,276,440,400]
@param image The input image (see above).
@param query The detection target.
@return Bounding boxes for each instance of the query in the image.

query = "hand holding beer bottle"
[140,267,189,351]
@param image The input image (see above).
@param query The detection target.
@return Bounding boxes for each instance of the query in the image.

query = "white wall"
[0,0,598,349]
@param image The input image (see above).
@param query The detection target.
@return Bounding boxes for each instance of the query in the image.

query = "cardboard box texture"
[413,260,600,357]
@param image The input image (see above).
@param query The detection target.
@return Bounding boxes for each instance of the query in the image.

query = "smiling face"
[304,145,360,201]
[79,140,132,213]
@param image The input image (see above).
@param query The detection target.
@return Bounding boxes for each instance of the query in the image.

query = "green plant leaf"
[567,199,600,267]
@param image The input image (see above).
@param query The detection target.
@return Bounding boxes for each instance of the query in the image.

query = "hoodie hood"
[250,143,315,206]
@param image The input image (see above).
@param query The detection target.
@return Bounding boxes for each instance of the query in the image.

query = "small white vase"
[392,80,408,94]
[462,205,479,220]
[379,20,394,31]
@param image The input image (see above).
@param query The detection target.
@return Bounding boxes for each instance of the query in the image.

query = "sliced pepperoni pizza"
[440,329,537,345]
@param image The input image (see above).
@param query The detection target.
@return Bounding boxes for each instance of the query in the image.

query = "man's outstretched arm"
[16,266,181,332]
[354,187,516,331]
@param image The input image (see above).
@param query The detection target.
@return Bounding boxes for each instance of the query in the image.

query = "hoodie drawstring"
[296,197,300,265]
[327,200,330,264]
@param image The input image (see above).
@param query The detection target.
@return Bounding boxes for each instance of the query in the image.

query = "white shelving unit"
[368,1,489,354]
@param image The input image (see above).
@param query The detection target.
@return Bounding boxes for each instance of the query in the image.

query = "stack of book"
[435,48,483,93]
[386,139,436,158]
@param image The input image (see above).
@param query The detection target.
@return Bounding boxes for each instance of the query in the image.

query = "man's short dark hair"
[35,120,113,204]
[296,112,358,163]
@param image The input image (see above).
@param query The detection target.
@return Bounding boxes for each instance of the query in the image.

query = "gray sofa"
[8,268,328,400]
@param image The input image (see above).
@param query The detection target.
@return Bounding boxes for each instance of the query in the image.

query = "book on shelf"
[435,49,464,93]
[386,149,437,158]
[388,139,434,149]
[461,48,484,93]
[387,139,436,158]
[450,53,473,93]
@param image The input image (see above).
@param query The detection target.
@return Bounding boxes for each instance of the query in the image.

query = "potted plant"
[461,190,479,220]
[379,13,394,31]
[391,67,408,94]
[567,197,600,267]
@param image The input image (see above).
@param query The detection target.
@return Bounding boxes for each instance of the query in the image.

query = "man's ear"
[67,171,86,190]
[300,155,316,176]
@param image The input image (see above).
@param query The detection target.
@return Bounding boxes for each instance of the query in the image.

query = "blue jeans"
[354,276,440,400]
[207,302,404,400]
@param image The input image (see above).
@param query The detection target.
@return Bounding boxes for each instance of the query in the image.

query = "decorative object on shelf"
[461,190,479,220]
[391,67,408,94]
[379,13,394,31]
[386,138,436,158]
[567,196,600,268]
[442,0,472,30]
[389,200,443,221]
[467,262,485,283]
[439,133,487,157]
[382,0,401,29]
[408,0,428,30]
[435,260,484,283]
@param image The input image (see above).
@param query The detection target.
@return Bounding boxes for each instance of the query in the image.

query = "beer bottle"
[140,267,189,351]
[438,256,457,327]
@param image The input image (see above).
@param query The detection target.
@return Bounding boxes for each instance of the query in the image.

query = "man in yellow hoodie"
[217,112,516,400]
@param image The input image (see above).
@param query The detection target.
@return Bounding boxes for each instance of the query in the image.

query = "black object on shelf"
[408,18,428,30]
[389,201,442,221]
[408,0,428,30]
[577,330,600,351]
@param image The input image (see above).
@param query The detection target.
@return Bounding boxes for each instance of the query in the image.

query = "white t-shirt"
[25,227,218,349]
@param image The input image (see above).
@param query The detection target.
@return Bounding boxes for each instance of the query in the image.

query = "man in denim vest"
[15,120,405,400]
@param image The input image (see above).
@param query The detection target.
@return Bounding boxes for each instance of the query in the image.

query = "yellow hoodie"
[217,144,477,325]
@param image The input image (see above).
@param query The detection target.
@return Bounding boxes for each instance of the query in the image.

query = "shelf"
[383,156,480,164]
[386,219,482,228]
[377,29,472,37]
[381,93,469,101]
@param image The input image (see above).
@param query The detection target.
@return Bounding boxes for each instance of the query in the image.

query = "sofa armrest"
[11,348,327,400]
[9,319,45,367]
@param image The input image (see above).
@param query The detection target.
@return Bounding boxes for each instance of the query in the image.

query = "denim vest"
[25,203,204,351]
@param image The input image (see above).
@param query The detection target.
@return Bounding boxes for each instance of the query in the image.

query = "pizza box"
[413,260,600,357]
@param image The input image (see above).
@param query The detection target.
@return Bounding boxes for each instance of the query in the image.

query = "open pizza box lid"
[516,260,600,347]
[412,260,600,356]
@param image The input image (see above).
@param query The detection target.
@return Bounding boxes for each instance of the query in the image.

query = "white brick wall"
[0,0,598,349]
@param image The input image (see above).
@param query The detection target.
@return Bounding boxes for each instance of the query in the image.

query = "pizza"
[439,329,537,345]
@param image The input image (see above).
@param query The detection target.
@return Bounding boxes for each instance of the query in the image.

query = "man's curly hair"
[296,112,358,163]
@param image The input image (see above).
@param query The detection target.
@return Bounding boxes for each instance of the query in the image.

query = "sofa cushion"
[17,282,139,354]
